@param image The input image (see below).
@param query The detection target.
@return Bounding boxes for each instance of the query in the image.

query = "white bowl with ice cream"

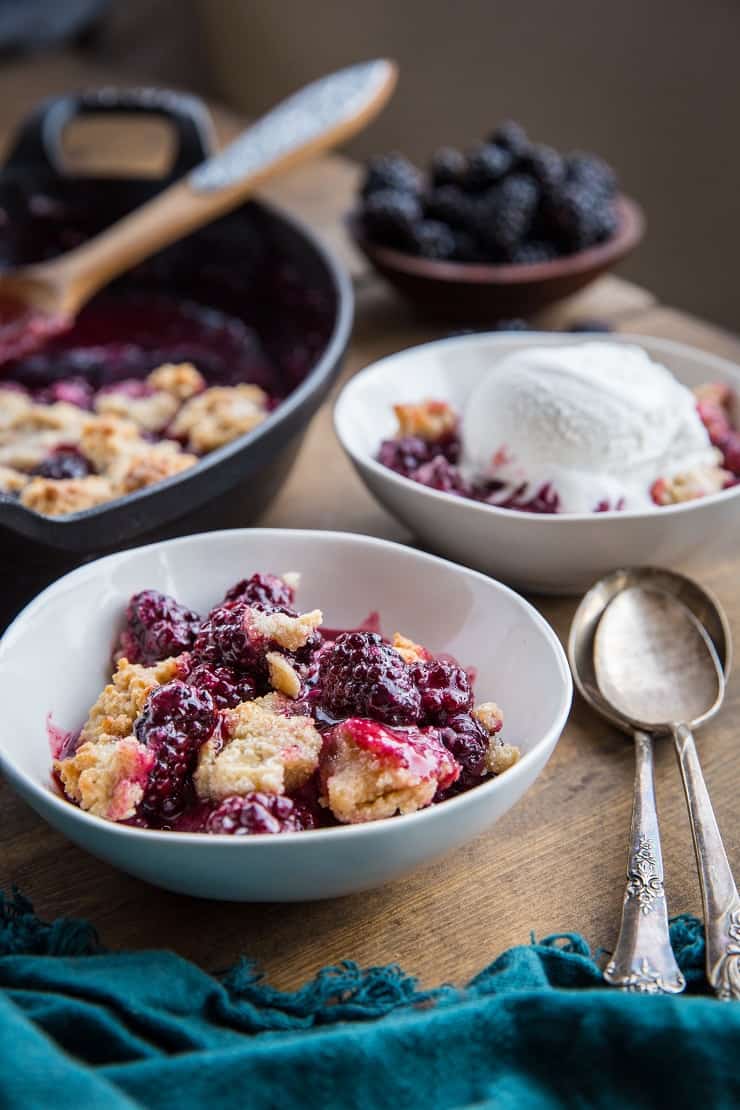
[334,332,740,594]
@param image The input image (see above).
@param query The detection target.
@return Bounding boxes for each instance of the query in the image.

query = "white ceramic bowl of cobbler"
[334,332,740,594]
[0,529,570,901]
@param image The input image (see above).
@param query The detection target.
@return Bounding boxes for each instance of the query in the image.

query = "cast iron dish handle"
[4,87,214,179]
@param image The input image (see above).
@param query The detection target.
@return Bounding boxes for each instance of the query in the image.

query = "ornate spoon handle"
[604,730,685,993]
[673,723,740,1000]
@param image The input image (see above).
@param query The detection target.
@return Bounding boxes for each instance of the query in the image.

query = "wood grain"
[0,60,738,991]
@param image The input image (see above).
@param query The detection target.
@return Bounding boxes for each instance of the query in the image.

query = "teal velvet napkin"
[2,890,738,1109]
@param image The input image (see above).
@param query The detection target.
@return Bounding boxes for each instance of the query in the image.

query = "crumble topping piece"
[319,718,459,824]
[194,698,322,800]
[147,362,206,400]
[108,442,197,494]
[79,656,181,746]
[282,571,301,592]
[651,461,729,506]
[79,414,144,471]
[55,736,154,821]
[249,607,323,652]
[266,651,302,699]
[170,384,269,454]
[393,399,457,443]
[392,631,431,664]
[0,389,32,428]
[20,474,114,516]
[94,388,179,433]
[0,464,29,493]
[473,701,520,775]
[0,400,89,470]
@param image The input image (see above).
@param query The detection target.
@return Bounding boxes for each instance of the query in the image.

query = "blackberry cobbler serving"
[52,572,519,833]
[377,342,740,515]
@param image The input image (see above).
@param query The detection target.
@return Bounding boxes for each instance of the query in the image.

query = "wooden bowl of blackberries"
[348,121,644,323]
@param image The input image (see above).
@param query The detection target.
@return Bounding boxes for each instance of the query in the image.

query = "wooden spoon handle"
[39,60,397,314]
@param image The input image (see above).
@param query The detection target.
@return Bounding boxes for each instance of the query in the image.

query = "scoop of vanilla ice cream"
[461,342,719,513]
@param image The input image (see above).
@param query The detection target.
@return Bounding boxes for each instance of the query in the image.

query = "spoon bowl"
[569,566,732,733]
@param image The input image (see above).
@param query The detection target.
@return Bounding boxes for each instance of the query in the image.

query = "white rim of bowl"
[0,528,573,845]
[334,330,740,523]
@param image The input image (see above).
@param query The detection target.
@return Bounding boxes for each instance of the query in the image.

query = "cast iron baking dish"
[0,90,353,567]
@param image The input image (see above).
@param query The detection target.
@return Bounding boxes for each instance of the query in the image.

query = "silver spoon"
[570,572,689,993]
[594,578,740,1000]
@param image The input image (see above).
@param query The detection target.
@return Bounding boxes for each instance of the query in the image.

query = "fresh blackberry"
[488,121,530,159]
[411,658,473,724]
[33,446,91,480]
[430,146,467,187]
[464,143,514,191]
[136,680,217,823]
[118,590,201,665]
[361,153,422,198]
[474,174,539,253]
[510,240,559,265]
[361,189,422,249]
[424,185,476,230]
[521,144,565,189]
[411,220,457,261]
[206,792,314,835]
[566,152,617,197]
[439,712,489,789]
[224,573,295,611]
[542,183,617,250]
[317,631,421,726]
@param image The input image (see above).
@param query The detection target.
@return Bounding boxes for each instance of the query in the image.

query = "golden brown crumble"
[393,399,457,442]
[170,384,269,454]
[0,464,29,493]
[266,652,302,698]
[109,442,197,494]
[94,389,180,433]
[652,461,729,505]
[55,736,153,821]
[79,414,144,471]
[79,656,181,746]
[473,701,520,775]
[392,632,430,664]
[473,701,504,734]
[194,699,321,800]
[147,362,205,400]
[249,607,323,652]
[20,475,115,516]
[320,723,443,824]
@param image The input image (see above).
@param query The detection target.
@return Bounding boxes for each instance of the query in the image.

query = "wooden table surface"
[1,58,739,989]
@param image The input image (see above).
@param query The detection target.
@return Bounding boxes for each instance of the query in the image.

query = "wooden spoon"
[0,59,397,363]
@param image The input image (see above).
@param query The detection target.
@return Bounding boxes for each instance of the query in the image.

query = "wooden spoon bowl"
[348,194,644,323]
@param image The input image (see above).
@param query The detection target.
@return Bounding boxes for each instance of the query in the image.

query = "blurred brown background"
[5,0,740,329]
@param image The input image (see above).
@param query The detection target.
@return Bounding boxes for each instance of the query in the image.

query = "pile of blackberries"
[357,121,619,264]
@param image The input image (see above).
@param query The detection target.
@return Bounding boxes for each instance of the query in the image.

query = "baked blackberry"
[361,189,422,249]
[465,143,514,191]
[474,174,539,253]
[412,219,457,260]
[224,572,295,611]
[488,121,530,159]
[430,146,467,188]
[377,435,435,476]
[361,153,422,198]
[317,631,422,726]
[206,792,314,835]
[34,446,92,480]
[451,230,482,262]
[411,456,471,495]
[439,712,489,789]
[412,658,473,724]
[117,589,201,665]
